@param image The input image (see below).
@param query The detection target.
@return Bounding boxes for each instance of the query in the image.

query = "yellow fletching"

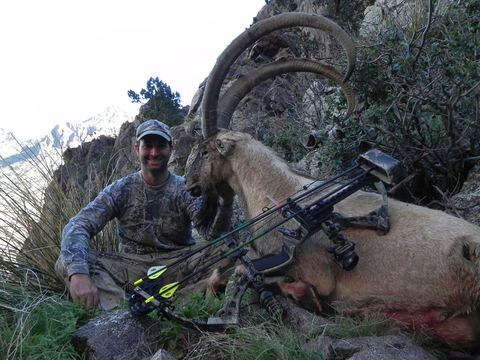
[147,265,167,280]
[159,282,179,298]
[148,268,167,280]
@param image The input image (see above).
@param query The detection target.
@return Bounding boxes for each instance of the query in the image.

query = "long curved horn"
[217,58,355,129]
[202,12,356,139]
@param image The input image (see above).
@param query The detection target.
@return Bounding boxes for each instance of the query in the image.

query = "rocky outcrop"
[450,165,480,226]
[168,120,202,176]
[56,135,117,199]
[72,302,444,360]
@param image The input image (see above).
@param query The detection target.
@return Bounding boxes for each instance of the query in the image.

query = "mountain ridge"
[0,106,133,169]
[0,105,134,218]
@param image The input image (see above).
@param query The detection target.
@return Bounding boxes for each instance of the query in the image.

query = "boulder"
[328,335,439,360]
[71,310,161,360]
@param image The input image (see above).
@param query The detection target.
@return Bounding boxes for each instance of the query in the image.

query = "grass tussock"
[163,310,417,360]
[0,136,118,359]
[152,291,451,360]
[0,275,94,359]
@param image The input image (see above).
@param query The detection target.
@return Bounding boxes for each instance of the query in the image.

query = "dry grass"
[0,136,118,292]
[0,136,117,358]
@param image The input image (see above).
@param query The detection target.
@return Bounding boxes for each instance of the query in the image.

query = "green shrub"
[259,117,310,163]
[350,0,480,203]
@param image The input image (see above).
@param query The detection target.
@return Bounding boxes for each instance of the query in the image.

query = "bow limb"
[160,304,232,332]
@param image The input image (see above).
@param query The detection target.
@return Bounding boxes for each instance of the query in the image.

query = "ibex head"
[185,12,357,222]
[185,133,233,198]
[185,130,241,227]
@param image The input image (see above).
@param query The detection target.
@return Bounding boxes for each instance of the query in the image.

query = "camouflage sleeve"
[59,185,120,278]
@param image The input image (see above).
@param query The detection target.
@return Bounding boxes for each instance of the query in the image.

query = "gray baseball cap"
[136,120,172,142]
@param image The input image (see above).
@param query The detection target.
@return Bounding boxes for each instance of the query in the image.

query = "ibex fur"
[185,13,480,351]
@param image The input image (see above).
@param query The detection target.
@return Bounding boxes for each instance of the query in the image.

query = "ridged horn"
[217,57,355,129]
[202,12,356,139]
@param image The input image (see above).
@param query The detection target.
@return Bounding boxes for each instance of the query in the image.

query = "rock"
[149,349,176,360]
[328,335,439,360]
[450,165,480,226]
[279,296,329,334]
[279,299,441,359]
[71,310,161,360]
[169,121,202,176]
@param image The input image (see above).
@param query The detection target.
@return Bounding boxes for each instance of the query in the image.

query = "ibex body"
[185,12,480,351]
[186,130,480,350]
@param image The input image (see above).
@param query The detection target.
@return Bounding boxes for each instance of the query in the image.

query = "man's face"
[135,135,173,175]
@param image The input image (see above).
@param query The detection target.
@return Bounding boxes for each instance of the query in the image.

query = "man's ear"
[134,143,140,156]
[215,138,234,156]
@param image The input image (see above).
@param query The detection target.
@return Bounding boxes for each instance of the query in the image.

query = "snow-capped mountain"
[0,106,133,208]
[0,106,132,168]
[0,106,133,237]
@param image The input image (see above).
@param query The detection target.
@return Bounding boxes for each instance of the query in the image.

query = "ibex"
[184,13,480,351]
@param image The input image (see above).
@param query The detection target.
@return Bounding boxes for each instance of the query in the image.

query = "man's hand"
[69,273,99,309]
[217,182,234,207]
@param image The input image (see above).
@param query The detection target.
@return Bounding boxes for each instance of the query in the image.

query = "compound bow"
[129,149,401,331]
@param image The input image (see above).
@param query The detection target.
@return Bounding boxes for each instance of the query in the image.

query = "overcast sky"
[0,0,265,141]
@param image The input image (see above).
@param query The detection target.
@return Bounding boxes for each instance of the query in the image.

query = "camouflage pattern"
[59,171,232,279]
[55,244,229,310]
[136,119,172,142]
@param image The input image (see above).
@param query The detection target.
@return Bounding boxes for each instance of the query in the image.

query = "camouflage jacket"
[59,171,233,278]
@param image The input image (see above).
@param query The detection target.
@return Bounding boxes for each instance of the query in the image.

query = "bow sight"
[129,149,401,330]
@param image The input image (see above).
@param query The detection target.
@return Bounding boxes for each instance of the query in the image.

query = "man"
[55,119,233,310]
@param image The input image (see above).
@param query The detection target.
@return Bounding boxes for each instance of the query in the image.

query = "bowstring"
[137,160,364,295]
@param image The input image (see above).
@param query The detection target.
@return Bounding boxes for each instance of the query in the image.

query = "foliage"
[268,0,479,205]
[259,117,310,163]
[314,0,375,30]
[128,77,182,127]
[325,311,401,339]
[313,138,358,177]
[270,0,298,14]
[153,293,226,358]
[177,293,225,321]
[223,322,321,360]
[0,266,94,359]
[346,0,480,205]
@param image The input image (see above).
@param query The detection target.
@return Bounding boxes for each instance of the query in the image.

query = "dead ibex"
[185,13,480,351]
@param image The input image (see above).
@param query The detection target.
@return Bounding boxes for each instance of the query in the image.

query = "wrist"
[69,273,91,282]
[218,196,233,207]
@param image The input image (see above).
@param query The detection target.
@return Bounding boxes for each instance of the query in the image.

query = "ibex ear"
[215,138,234,156]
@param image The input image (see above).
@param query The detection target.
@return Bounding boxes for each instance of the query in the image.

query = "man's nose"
[150,146,160,156]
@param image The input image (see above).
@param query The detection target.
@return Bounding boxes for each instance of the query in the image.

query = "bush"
[349,0,480,205]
